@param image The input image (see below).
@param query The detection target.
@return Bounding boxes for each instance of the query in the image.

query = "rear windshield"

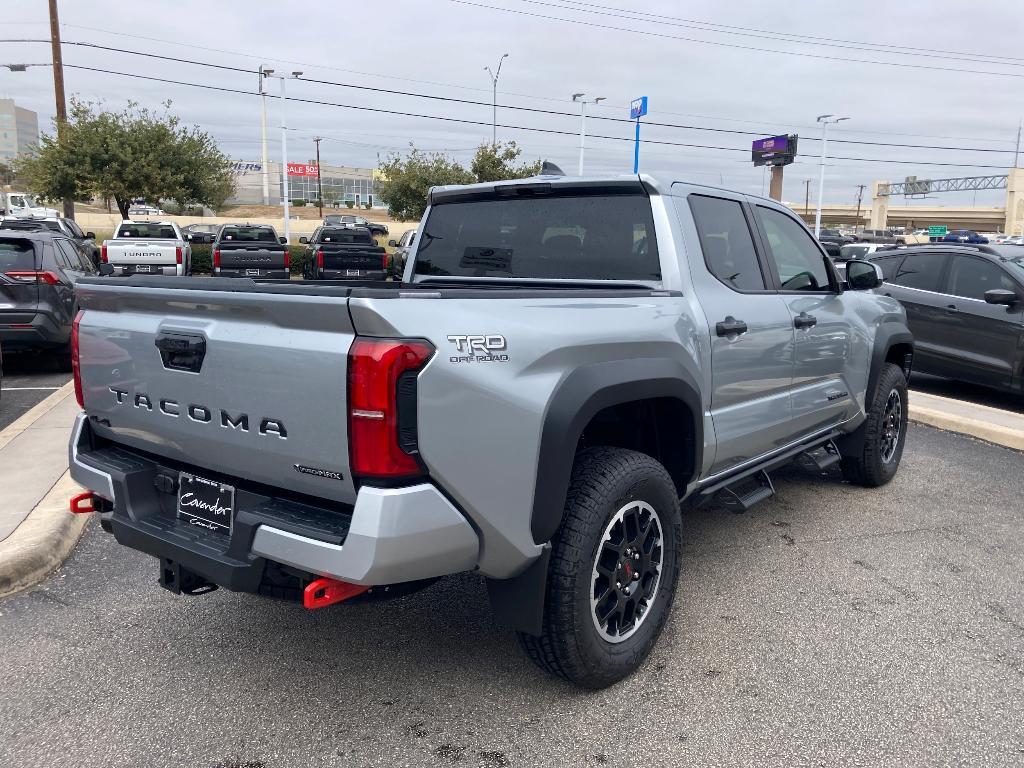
[0,239,37,271]
[320,228,371,244]
[117,223,177,239]
[838,244,871,261]
[221,227,277,242]
[414,193,661,281]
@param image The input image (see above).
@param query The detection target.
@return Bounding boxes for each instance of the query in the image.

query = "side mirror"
[98,262,115,277]
[185,234,194,241]
[387,239,398,247]
[984,288,1017,305]
[86,231,95,239]
[299,236,309,244]
[279,236,288,244]
[845,260,883,291]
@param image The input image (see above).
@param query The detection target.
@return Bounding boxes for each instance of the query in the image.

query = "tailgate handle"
[155,332,207,373]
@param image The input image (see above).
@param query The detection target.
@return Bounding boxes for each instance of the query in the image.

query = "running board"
[707,470,775,514]
[794,439,841,473]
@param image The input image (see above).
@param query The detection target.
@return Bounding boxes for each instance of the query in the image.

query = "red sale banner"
[287,163,319,177]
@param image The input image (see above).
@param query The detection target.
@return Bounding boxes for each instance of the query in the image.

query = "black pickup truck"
[212,224,290,278]
[299,225,387,280]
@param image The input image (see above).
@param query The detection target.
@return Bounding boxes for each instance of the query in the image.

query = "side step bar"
[794,439,841,473]
[710,470,775,514]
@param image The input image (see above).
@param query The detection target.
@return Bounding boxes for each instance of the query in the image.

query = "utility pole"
[484,53,509,145]
[804,179,811,218]
[572,93,605,176]
[258,66,270,207]
[313,136,323,218]
[47,0,73,220]
[1016,118,1022,168]
[815,114,850,238]
[855,184,866,226]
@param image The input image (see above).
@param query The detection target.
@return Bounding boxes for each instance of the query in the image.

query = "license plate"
[246,268,261,276]
[346,269,361,276]
[135,264,151,273]
[177,473,235,534]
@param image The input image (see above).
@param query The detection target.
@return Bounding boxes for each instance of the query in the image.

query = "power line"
[450,0,1024,79]
[523,0,1024,67]
[9,38,1014,156]
[60,63,1014,170]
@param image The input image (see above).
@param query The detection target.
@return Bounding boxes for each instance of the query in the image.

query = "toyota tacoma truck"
[299,225,387,280]
[101,220,191,276]
[212,224,290,278]
[67,173,913,688]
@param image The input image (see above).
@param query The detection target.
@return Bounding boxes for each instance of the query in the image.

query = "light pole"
[258,66,270,207]
[484,53,509,145]
[814,114,849,238]
[262,68,302,245]
[313,136,323,218]
[572,93,605,176]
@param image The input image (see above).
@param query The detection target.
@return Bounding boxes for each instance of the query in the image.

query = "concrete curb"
[0,381,75,452]
[0,471,89,599]
[908,405,1024,452]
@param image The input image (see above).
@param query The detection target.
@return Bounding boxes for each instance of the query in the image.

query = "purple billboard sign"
[752,135,788,153]
[751,134,797,167]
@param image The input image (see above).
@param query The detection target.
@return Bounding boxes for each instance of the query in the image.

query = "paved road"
[1,424,1022,768]
[0,353,71,431]
[911,372,1023,415]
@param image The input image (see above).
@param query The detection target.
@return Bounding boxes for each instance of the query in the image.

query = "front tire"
[518,447,682,689]
[841,362,908,487]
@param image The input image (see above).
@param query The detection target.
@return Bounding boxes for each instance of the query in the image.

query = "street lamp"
[262,68,303,245]
[814,114,849,238]
[484,53,509,146]
[572,93,605,176]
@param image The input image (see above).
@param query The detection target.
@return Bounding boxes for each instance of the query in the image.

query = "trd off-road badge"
[446,334,509,363]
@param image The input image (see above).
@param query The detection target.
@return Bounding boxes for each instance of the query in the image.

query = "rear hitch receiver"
[304,577,370,609]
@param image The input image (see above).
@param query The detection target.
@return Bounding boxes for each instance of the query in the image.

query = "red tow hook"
[303,577,370,609]
[69,492,96,514]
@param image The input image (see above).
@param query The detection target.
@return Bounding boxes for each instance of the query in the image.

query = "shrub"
[363,203,371,210]
[190,244,212,274]
[289,246,310,276]
[345,201,354,208]
[290,198,306,207]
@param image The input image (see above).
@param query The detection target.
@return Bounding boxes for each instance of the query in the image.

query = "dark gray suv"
[0,225,99,364]
[870,244,1024,393]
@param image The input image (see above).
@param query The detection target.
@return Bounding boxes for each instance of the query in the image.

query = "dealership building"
[227,160,379,207]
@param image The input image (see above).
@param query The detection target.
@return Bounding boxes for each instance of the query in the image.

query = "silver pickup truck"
[101,220,191,276]
[68,173,912,688]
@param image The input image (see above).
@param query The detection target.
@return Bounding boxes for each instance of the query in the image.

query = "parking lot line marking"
[2,387,63,391]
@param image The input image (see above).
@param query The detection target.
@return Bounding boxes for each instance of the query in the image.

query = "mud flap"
[485,544,551,636]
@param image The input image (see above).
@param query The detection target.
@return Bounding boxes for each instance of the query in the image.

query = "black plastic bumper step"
[794,439,841,473]
[712,469,775,514]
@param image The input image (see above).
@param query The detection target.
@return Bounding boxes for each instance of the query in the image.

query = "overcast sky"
[2,0,1022,206]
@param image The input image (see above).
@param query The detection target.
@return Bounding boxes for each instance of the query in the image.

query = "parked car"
[868,244,1024,393]
[181,223,222,243]
[833,242,897,275]
[0,224,103,364]
[387,229,417,279]
[127,205,165,217]
[102,221,192,276]
[68,172,912,688]
[0,216,101,267]
[942,229,988,244]
[817,228,855,258]
[0,191,59,218]
[323,214,388,238]
[855,229,901,244]
[212,224,289,278]
[300,225,387,280]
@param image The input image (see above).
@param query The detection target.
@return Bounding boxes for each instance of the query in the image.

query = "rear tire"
[841,362,908,487]
[517,447,682,689]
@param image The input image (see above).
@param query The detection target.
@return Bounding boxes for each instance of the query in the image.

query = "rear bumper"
[215,267,289,279]
[111,264,184,277]
[68,413,479,590]
[0,310,67,348]
[319,269,386,280]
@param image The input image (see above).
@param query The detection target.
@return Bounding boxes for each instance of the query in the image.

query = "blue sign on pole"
[630,97,647,173]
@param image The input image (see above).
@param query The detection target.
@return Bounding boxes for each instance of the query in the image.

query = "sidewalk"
[909,389,1024,452]
[0,383,88,597]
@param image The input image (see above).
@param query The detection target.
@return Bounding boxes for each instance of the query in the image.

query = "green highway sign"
[928,225,947,236]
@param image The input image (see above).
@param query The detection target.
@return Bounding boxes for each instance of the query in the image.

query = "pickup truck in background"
[324,214,388,239]
[68,172,913,688]
[299,225,387,280]
[212,224,290,278]
[102,221,191,276]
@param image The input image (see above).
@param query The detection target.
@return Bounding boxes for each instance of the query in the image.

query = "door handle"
[716,317,748,337]
[945,304,959,313]
[794,312,818,329]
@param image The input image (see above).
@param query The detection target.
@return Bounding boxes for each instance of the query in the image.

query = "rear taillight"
[348,337,434,480]
[5,270,60,285]
[72,310,83,408]
[382,252,389,270]
[213,249,221,269]
[175,246,182,265]
[283,249,290,270]
[100,243,108,263]
[316,247,324,270]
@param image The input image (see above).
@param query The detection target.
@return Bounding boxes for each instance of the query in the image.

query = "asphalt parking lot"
[0,352,71,431]
[1,423,1021,768]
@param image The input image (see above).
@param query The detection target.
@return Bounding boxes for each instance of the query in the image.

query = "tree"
[376,141,542,221]
[15,98,235,218]
[470,141,542,183]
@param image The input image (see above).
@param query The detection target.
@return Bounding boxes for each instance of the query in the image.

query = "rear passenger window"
[756,206,832,292]
[54,240,78,270]
[687,195,766,291]
[871,255,904,281]
[946,255,1017,300]
[892,253,947,292]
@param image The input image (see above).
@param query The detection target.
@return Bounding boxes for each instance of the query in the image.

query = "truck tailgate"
[322,246,385,271]
[106,241,179,265]
[75,280,357,504]
[218,246,286,269]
